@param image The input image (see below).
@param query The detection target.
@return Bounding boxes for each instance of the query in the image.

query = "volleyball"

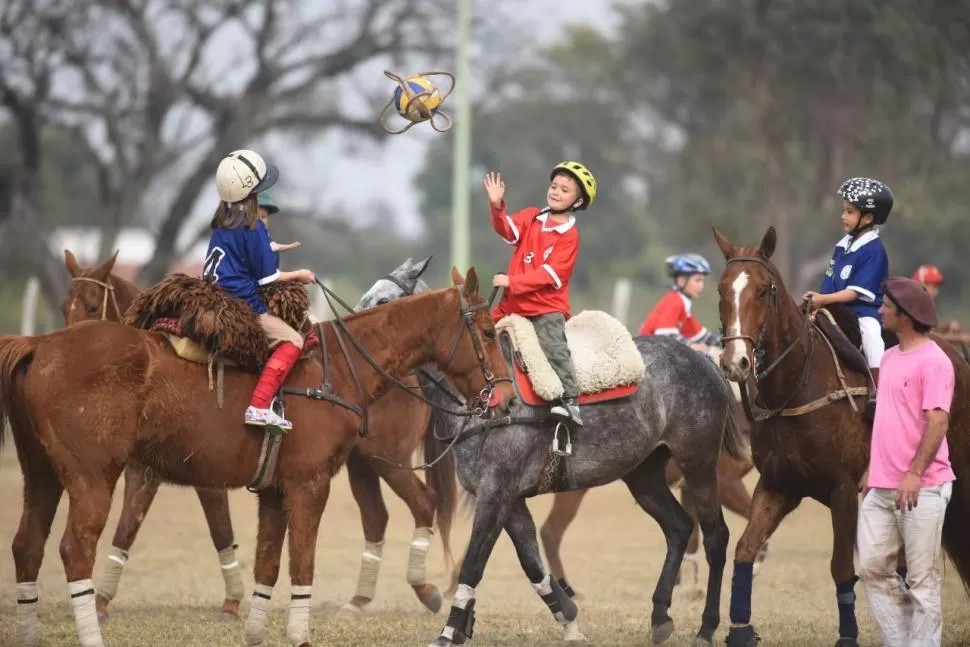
[393,75,442,122]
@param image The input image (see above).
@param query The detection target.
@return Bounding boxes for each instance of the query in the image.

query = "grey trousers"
[530,312,579,399]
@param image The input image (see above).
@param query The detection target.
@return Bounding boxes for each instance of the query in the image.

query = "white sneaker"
[245,406,293,432]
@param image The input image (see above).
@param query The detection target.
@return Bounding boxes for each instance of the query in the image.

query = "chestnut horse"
[61,252,461,620]
[2,267,514,647]
[713,226,970,647]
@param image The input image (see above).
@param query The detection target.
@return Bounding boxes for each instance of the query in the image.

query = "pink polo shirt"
[867,340,956,489]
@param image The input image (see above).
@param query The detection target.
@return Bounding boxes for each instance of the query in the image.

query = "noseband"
[70,276,123,322]
[720,255,816,418]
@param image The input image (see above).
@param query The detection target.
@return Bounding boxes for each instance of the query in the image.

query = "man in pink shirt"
[858,276,955,647]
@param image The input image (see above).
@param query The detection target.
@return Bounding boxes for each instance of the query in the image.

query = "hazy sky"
[176,0,618,249]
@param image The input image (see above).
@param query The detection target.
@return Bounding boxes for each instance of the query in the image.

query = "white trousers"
[859,316,884,368]
[857,483,952,647]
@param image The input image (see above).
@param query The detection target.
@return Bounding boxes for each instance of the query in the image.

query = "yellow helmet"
[551,161,597,210]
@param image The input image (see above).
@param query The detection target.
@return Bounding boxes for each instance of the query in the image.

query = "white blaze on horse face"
[726,270,750,371]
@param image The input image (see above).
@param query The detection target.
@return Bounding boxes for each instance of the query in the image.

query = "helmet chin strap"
[849,218,875,238]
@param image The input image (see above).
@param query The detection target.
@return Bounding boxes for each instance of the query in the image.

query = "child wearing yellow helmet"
[485,161,597,426]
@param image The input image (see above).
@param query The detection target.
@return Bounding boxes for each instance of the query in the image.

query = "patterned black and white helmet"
[837,177,894,225]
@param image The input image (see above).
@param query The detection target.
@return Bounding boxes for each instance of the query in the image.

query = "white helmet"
[215,149,279,203]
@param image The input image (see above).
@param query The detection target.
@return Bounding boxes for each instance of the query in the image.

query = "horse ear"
[451,266,464,286]
[759,227,777,259]
[64,249,81,277]
[464,267,480,297]
[98,250,120,278]
[414,256,432,279]
[712,227,734,260]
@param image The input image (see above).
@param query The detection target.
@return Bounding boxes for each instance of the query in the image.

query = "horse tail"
[721,397,752,463]
[942,476,970,593]
[423,412,458,570]
[0,334,39,454]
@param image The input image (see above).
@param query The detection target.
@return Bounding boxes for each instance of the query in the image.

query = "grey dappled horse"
[356,258,749,647]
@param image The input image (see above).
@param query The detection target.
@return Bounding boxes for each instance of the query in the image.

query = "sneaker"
[245,405,293,432]
[550,398,583,427]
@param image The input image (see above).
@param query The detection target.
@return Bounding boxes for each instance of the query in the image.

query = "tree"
[0,0,459,310]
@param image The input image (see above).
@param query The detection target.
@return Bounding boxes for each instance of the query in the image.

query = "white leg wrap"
[244,584,274,647]
[286,585,312,646]
[407,527,434,586]
[96,546,128,602]
[353,540,384,600]
[531,573,553,596]
[68,579,104,647]
[218,545,245,601]
[16,581,39,647]
[440,584,476,642]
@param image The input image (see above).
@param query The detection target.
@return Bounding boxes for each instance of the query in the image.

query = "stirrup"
[552,421,572,457]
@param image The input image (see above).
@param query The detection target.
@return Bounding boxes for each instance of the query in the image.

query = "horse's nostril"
[738,356,751,372]
[507,396,517,409]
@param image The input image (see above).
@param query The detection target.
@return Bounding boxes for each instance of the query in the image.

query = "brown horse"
[3,267,514,647]
[61,252,461,621]
[713,226,970,647]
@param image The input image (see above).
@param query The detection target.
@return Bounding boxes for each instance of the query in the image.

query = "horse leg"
[370,457,444,613]
[718,476,768,576]
[539,489,589,601]
[680,479,730,646]
[244,489,287,647]
[59,471,123,647]
[430,480,516,647]
[195,487,244,619]
[676,482,702,589]
[725,479,800,647]
[281,477,331,647]
[94,461,160,623]
[11,447,63,647]
[829,480,862,646]
[338,452,388,616]
[622,447,694,645]
[505,498,587,644]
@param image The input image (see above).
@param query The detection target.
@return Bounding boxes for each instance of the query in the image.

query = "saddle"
[123,274,316,372]
[496,310,645,407]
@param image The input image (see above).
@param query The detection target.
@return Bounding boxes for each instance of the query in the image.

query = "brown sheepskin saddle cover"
[123,274,316,372]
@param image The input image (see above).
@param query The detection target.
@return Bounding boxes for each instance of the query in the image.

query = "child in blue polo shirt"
[803,177,892,402]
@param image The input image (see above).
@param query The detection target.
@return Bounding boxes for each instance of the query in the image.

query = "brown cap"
[883,276,937,329]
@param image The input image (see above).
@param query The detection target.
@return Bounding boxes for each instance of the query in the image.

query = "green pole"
[450,0,471,272]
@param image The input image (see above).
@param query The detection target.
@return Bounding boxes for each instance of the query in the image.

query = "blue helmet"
[666,253,711,278]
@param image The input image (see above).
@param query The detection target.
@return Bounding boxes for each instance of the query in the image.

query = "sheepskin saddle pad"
[496,310,646,405]
[123,274,314,372]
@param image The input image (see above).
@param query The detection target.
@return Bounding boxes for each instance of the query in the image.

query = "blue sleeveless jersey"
[819,229,888,320]
[204,219,280,313]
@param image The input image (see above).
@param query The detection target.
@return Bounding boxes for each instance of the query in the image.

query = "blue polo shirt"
[819,229,888,320]
[204,218,279,313]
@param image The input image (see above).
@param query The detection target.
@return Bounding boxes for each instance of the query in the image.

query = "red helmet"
[913,264,944,285]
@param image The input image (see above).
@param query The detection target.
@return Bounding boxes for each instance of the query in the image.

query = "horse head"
[712,226,804,386]
[62,249,131,325]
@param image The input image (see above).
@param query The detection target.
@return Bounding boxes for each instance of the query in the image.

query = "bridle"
[720,255,817,420]
[70,276,123,322]
[284,278,512,439]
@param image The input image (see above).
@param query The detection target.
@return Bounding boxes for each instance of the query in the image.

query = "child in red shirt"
[485,161,597,426]
[639,253,720,352]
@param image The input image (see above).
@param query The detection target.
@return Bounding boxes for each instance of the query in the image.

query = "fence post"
[612,277,632,329]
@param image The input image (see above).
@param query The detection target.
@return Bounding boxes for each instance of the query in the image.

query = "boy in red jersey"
[639,253,720,352]
[485,161,597,426]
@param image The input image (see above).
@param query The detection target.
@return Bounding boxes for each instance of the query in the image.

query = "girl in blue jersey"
[802,177,892,400]
[205,150,315,432]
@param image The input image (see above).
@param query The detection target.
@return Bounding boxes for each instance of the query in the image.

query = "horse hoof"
[834,638,858,647]
[692,637,714,647]
[220,599,240,618]
[97,610,109,626]
[725,624,761,647]
[96,595,110,625]
[564,619,588,644]
[216,611,237,624]
[428,637,453,647]
[415,584,443,613]
[651,619,675,644]
[336,603,364,620]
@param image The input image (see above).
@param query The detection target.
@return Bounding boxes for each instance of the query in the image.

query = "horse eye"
[483,329,496,340]
[87,303,99,313]
[377,298,390,306]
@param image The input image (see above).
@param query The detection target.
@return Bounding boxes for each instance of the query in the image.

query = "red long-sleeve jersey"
[638,289,707,341]
[490,202,579,321]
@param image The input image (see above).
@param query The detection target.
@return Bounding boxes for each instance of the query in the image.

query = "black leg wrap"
[726,624,761,647]
[443,599,476,644]
[557,577,576,598]
[540,577,578,623]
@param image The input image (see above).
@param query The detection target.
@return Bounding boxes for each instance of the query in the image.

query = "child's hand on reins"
[484,172,505,208]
